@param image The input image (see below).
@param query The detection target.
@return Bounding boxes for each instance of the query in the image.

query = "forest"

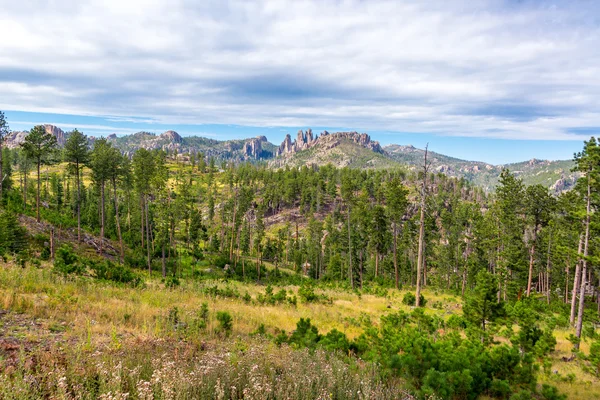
[0,110,599,399]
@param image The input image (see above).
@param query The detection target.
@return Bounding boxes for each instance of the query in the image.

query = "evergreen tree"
[64,129,89,243]
[386,176,409,288]
[20,125,58,221]
[463,271,504,343]
[572,137,600,346]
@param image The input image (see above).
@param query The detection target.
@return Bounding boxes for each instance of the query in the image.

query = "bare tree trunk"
[229,189,237,260]
[145,194,151,273]
[416,145,429,307]
[162,241,166,278]
[546,229,552,304]
[359,249,364,289]
[76,161,81,244]
[50,227,55,260]
[565,258,570,304]
[570,234,583,325]
[347,205,353,288]
[100,181,105,254]
[36,160,41,222]
[140,196,145,248]
[112,177,123,263]
[526,228,537,296]
[393,222,399,289]
[22,168,26,210]
[575,179,592,348]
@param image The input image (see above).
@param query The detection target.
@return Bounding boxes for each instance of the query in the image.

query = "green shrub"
[298,285,318,302]
[402,292,426,307]
[89,260,142,286]
[54,245,84,276]
[320,328,351,353]
[446,315,467,330]
[589,340,600,376]
[216,311,233,335]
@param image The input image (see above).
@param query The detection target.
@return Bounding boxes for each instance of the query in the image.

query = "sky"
[1,0,599,164]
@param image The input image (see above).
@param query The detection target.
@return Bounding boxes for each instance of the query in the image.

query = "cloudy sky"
[1,0,599,163]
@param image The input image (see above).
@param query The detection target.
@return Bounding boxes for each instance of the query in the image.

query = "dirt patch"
[0,309,67,372]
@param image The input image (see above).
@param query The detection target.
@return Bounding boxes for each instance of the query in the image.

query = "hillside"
[384,144,578,192]
[5,125,278,162]
[271,138,400,170]
[4,124,578,191]
[108,131,278,161]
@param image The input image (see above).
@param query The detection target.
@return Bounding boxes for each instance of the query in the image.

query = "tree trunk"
[145,194,151,273]
[76,161,81,244]
[229,190,237,260]
[575,179,592,348]
[570,234,583,325]
[546,229,552,304]
[526,228,537,296]
[50,227,55,260]
[99,181,105,254]
[393,222,399,289]
[359,248,364,289]
[36,159,41,222]
[347,205,353,288]
[112,177,123,263]
[416,145,428,307]
[162,241,166,278]
[565,258,570,304]
[23,166,27,211]
[140,196,145,247]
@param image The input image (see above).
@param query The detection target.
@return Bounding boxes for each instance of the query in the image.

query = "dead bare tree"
[416,144,430,307]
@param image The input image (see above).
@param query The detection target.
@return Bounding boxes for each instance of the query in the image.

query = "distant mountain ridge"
[5,125,276,161]
[3,125,578,192]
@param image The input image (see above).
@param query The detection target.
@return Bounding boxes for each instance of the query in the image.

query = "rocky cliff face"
[4,124,66,149]
[243,136,268,159]
[277,129,382,157]
[160,130,183,144]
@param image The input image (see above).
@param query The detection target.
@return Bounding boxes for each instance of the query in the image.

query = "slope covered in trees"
[0,114,599,399]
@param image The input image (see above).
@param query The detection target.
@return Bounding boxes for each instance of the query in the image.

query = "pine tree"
[21,125,58,222]
[64,129,89,243]
[386,176,409,289]
[89,138,114,254]
[463,271,504,343]
[573,137,600,347]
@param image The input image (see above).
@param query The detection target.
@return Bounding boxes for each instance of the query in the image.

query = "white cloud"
[0,0,599,140]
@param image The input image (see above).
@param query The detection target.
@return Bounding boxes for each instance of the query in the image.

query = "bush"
[298,285,318,302]
[402,292,426,307]
[216,311,233,335]
[298,284,329,304]
[89,260,142,286]
[54,245,84,276]
[446,315,467,330]
[0,211,28,255]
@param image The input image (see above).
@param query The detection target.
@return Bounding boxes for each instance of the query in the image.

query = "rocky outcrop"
[276,129,381,157]
[43,125,66,146]
[4,124,66,149]
[160,130,182,144]
[243,136,268,159]
[278,134,295,155]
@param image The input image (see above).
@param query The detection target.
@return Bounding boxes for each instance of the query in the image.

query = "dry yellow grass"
[1,260,598,399]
